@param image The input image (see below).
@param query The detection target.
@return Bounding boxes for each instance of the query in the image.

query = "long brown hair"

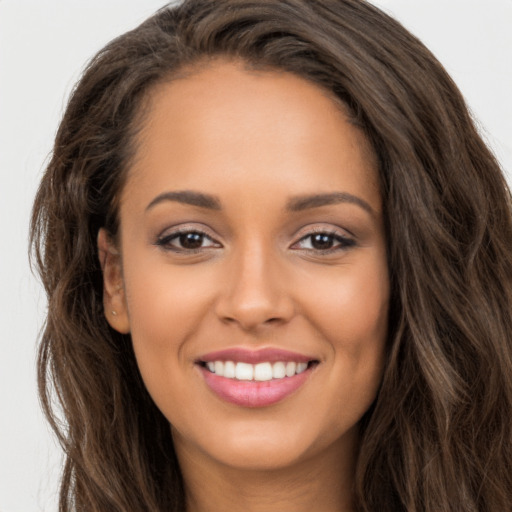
[30,1,512,510]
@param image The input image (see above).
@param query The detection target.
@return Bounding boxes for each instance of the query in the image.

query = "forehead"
[124,59,380,213]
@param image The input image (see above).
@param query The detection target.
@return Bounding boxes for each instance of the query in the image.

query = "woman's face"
[101,60,389,472]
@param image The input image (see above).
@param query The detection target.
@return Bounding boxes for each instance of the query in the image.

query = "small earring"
[111,310,117,316]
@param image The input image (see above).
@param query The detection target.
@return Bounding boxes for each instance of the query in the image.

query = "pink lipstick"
[196,348,318,408]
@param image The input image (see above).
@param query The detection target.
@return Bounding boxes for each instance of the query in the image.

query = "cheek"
[125,258,213,337]
[302,257,389,352]
[123,269,212,430]
[121,260,215,390]
[301,255,389,410]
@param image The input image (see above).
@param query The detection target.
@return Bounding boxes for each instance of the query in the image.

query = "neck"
[175,430,359,512]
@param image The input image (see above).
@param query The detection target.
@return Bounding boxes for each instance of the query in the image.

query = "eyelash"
[155,228,220,254]
[155,227,356,255]
[292,229,356,254]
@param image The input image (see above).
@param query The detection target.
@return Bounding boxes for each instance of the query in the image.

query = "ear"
[97,228,130,334]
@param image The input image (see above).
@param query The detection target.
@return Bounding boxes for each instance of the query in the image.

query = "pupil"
[311,234,333,250]
[180,232,203,249]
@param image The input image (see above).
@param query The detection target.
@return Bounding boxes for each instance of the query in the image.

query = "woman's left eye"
[292,231,355,253]
[156,230,220,252]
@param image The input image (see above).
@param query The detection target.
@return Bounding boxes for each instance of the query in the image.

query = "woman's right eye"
[155,230,221,252]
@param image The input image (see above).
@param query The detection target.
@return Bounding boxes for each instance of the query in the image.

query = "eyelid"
[155,225,222,252]
[154,223,356,255]
[156,222,218,240]
[290,225,356,253]
[291,224,354,242]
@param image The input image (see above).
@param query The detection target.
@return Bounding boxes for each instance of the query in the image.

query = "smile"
[196,348,319,407]
[204,360,309,381]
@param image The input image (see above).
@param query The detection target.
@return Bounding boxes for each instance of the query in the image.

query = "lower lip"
[199,365,313,408]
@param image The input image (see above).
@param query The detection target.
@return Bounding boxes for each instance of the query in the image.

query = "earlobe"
[97,228,131,334]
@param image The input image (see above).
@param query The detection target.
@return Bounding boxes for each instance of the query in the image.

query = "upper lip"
[197,347,317,365]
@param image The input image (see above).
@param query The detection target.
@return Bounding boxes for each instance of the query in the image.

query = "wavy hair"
[30,1,512,510]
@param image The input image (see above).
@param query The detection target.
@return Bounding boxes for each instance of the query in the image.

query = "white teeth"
[214,361,224,375]
[205,360,312,380]
[272,362,286,379]
[285,362,297,377]
[224,360,236,378]
[296,362,308,374]
[235,362,254,380]
[254,362,273,381]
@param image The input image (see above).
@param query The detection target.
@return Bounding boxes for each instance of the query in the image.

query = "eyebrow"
[285,192,374,215]
[146,190,222,211]
[145,189,374,215]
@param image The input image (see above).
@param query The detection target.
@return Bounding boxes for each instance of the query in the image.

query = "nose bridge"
[215,235,293,330]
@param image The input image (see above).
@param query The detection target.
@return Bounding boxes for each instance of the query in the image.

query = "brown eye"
[292,230,356,253]
[156,229,220,252]
[179,232,205,249]
[310,233,336,250]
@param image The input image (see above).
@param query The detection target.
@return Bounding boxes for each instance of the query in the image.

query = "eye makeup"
[154,224,357,257]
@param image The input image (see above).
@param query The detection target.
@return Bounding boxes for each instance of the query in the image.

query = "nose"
[214,240,295,332]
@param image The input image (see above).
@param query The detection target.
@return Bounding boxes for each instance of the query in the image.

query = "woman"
[30,0,512,510]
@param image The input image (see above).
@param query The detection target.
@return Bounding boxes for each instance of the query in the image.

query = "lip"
[195,347,319,408]
[199,364,315,408]
[197,347,314,364]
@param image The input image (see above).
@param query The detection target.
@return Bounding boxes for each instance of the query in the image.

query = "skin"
[99,59,389,512]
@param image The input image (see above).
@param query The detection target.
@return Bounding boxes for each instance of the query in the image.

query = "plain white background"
[0,1,510,511]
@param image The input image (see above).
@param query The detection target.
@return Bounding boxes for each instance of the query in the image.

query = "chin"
[177,415,355,473]
[208,438,311,472]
